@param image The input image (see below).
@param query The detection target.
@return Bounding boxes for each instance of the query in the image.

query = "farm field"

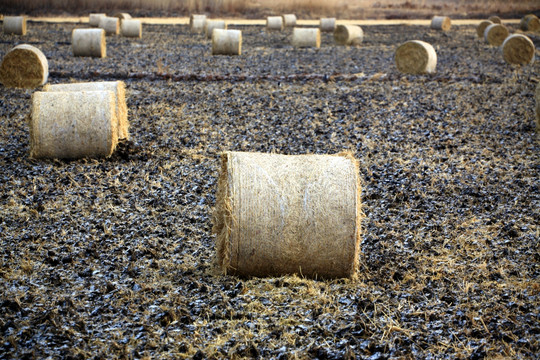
[0,20,539,359]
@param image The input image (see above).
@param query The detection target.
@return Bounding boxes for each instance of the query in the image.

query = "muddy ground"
[0,22,539,359]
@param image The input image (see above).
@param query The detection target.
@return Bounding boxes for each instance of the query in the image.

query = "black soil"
[1,22,539,359]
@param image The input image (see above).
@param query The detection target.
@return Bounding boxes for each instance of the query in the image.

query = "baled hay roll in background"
[395,40,437,75]
[99,16,119,35]
[89,13,106,27]
[334,25,363,45]
[30,90,118,159]
[488,16,501,24]
[292,28,321,48]
[114,13,132,21]
[212,29,241,55]
[44,81,129,140]
[484,23,509,46]
[282,14,297,27]
[320,18,336,32]
[502,34,535,65]
[72,28,106,57]
[3,16,26,35]
[519,14,540,32]
[0,44,48,88]
[205,20,226,39]
[430,16,451,31]
[266,16,283,31]
[213,151,362,279]
[121,19,142,38]
[476,20,493,38]
[190,14,207,33]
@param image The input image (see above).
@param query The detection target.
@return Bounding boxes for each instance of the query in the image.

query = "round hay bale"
[44,81,129,140]
[213,151,362,279]
[0,44,48,88]
[99,16,119,35]
[72,28,106,58]
[334,24,363,45]
[114,13,132,21]
[431,16,451,31]
[282,14,297,27]
[30,90,118,159]
[212,29,241,55]
[476,20,493,38]
[266,16,283,31]
[484,23,509,46]
[395,40,437,75]
[205,20,227,39]
[502,34,535,65]
[3,16,26,35]
[89,13,106,27]
[519,14,540,32]
[190,14,207,33]
[121,19,142,38]
[488,15,501,24]
[320,18,336,32]
[291,27,320,48]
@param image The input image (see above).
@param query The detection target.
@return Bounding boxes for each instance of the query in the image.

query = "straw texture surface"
[484,23,509,46]
[266,16,283,31]
[190,14,207,33]
[3,16,26,35]
[205,20,226,39]
[431,16,451,31]
[395,40,437,74]
[0,44,48,88]
[114,13,132,21]
[520,14,540,32]
[502,34,535,65]
[72,29,106,57]
[292,28,320,48]
[121,19,142,38]
[488,16,501,24]
[334,25,363,45]
[99,16,119,35]
[476,20,493,38]
[212,29,241,55]
[89,13,105,27]
[320,18,336,32]
[282,14,297,27]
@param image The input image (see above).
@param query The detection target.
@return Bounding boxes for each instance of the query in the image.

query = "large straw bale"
[395,40,437,75]
[334,25,363,45]
[320,18,336,32]
[72,28,106,57]
[502,34,535,65]
[476,20,493,38]
[484,23,509,46]
[89,13,106,27]
[488,16,502,24]
[30,91,118,159]
[205,20,227,39]
[266,16,283,31]
[0,44,48,88]
[430,16,451,31]
[190,14,207,33]
[282,14,297,27]
[212,29,242,55]
[3,16,26,35]
[213,151,362,279]
[121,19,142,38]
[292,28,320,48]
[519,14,540,32]
[44,81,129,140]
[99,16,119,35]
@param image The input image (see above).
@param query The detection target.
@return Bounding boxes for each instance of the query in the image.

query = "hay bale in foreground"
[121,19,142,38]
[334,25,363,45]
[320,18,336,32]
[431,16,451,31]
[213,151,362,279]
[30,91,118,159]
[99,16,119,35]
[476,20,493,38]
[205,20,226,39]
[44,81,129,140]
[72,28,106,57]
[3,16,26,35]
[292,28,320,48]
[212,29,241,55]
[266,16,283,31]
[0,44,48,88]
[395,40,437,75]
[502,34,535,65]
[190,14,207,33]
[488,16,501,24]
[484,23,509,46]
[282,14,297,27]
[520,14,540,32]
[89,13,106,27]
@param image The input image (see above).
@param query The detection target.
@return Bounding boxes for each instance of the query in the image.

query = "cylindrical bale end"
[213,151,362,279]
[72,29,106,58]
[99,16,119,35]
[212,29,242,55]
[520,14,540,32]
[190,14,207,33]
[502,34,535,65]
[488,16,501,24]
[0,44,48,88]
[476,20,493,38]
[292,27,321,48]
[114,13,132,21]
[282,14,297,27]
[30,90,118,159]
[89,13,106,27]
[3,16,27,35]
[205,20,227,39]
[320,18,336,32]
[431,16,451,31]
[121,19,142,38]
[395,40,437,75]
[334,24,363,45]
[484,23,509,46]
[266,16,283,31]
